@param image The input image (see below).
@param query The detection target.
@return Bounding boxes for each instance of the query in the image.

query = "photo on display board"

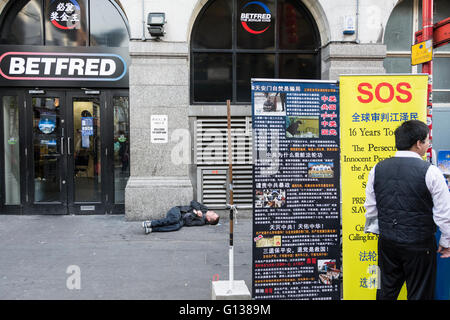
[308,162,334,178]
[253,91,286,116]
[255,235,282,248]
[437,151,450,190]
[286,116,319,138]
[317,259,341,285]
[255,189,286,208]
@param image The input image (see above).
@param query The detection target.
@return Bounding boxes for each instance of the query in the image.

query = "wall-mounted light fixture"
[147,12,166,38]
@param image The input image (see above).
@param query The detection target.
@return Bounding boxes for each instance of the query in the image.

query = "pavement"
[0,213,253,300]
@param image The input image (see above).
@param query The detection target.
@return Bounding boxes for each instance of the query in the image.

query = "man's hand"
[194,209,203,217]
[438,245,450,258]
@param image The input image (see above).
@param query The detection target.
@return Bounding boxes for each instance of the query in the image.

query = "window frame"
[190,0,321,105]
[384,0,450,101]
[0,0,130,47]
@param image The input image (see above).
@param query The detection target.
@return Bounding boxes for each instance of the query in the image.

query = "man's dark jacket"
[177,200,210,226]
[374,156,436,244]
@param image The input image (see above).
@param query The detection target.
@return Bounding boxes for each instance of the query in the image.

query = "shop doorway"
[0,88,129,214]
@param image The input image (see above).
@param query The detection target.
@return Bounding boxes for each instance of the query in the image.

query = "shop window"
[90,0,129,47]
[191,0,321,104]
[113,96,129,204]
[192,53,233,102]
[236,53,275,101]
[0,0,43,45]
[3,96,20,205]
[384,0,450,103]
[192,0,232,49]
[0,0,129,47]
[44,0,88,46]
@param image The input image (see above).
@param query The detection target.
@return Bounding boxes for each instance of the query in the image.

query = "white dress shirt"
[364,150,450,248]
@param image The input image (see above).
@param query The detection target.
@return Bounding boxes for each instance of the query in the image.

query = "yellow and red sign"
[340,75,428,300]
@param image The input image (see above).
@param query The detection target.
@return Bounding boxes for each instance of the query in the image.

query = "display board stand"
[211,100,251,300]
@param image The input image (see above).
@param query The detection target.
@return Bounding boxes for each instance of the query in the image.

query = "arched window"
[0,0,129,47]
[384,0,450,103]
[191,0,321,104]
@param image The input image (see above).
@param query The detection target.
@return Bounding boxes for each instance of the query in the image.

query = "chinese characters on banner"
[252,79,341,300]
[340,75,428,300]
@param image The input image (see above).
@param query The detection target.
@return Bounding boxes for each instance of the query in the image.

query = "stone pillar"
[321,43,387,80]
[125,41,193,221]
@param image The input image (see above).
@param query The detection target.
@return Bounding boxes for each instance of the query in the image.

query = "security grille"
[195,117,253,209]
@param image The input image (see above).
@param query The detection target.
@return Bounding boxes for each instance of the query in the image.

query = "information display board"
[340,74,428,300]
[252,79,341,300]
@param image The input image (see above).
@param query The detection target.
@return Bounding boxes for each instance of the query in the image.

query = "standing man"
[364,120,450,300]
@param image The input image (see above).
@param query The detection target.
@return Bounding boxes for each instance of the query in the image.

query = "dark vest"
[374,156,435,244]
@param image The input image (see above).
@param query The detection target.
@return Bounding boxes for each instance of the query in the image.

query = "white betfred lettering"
[99,59,116,76]
[41,57,57,75]
[9,57,25,74]
[68,58,85,75]
[25,57,41,75]
[4,54,122,78]
[55,58,69,75]
[85,58,100,76]
[240,12,271,23]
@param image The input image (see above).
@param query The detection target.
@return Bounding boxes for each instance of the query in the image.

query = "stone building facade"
[0,0,448,217]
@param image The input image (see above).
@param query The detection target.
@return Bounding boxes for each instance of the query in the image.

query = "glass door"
[24,91,67,214]
[6,89,128,215]
[66,91,107,214]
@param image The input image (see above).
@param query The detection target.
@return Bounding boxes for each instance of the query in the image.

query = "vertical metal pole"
[422,0,433,161]
[142,0,146,40]
[227,99,234,291]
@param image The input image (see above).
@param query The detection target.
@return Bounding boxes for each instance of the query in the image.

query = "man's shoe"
[144,227,152,234]
[142,221,152,229]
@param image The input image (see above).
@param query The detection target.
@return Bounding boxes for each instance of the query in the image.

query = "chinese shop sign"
[252,79,341,300]
[340,74,428,300]
[49,0,82,30]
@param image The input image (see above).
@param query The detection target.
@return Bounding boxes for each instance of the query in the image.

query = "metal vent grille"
[195,117,253,209]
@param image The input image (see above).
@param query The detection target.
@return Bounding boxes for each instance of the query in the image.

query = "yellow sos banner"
[340,75,428,300]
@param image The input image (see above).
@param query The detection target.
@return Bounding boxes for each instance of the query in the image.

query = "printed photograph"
[253,91,286,116]
[437,151,450,190]
[286,116,319,138]
[255,189,286,208]
[255,235,282,248]
[318,259,341,285]
[308,162,334,178]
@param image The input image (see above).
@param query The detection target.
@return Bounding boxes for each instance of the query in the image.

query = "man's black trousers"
[150,207,185,232]
[376,236,437,300]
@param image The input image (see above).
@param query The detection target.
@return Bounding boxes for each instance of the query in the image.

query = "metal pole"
[142,0,146,40]
[226,99,234,292]
[422,0,433,162]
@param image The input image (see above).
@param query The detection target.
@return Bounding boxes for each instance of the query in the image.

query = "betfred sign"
[4,54,122,79]
[240,1,272,34]
[0,45,129,88]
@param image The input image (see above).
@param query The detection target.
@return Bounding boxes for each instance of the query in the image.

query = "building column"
[321,43,387,80]
[125,41,193,221]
